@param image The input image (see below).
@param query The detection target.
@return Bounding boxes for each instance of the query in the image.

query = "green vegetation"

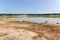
[9,20,37,24]
[27,14,60,18]
[0,14,60,18]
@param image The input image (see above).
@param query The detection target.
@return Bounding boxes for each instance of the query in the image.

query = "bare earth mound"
[0,18,60,40]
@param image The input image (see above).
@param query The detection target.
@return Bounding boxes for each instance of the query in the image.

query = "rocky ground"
[0,18,60,40]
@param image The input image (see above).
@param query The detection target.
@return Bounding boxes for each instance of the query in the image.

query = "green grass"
[8,20,38,24]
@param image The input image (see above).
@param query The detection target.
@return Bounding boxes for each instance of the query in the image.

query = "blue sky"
[0,0,60,14]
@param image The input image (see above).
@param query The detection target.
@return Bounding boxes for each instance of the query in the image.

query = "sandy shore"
[0,18,60,40]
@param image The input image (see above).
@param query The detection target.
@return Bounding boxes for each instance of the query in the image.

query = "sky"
[0,0,60,14]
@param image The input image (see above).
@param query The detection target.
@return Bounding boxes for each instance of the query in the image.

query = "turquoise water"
[10,18,60,23]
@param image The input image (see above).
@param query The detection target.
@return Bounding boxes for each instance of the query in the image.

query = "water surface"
[10,18,60,24]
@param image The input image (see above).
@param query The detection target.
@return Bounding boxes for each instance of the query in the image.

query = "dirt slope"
[0,18,60,40]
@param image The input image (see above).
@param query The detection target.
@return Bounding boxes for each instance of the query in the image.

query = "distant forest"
[0,13,60,18]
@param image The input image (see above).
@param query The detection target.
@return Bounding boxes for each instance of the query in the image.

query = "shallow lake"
[10,18,60,24]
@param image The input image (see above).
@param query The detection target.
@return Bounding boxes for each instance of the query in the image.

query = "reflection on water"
[10,18,60,23]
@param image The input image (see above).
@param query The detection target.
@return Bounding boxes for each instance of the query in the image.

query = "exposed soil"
[0,18,60,40]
